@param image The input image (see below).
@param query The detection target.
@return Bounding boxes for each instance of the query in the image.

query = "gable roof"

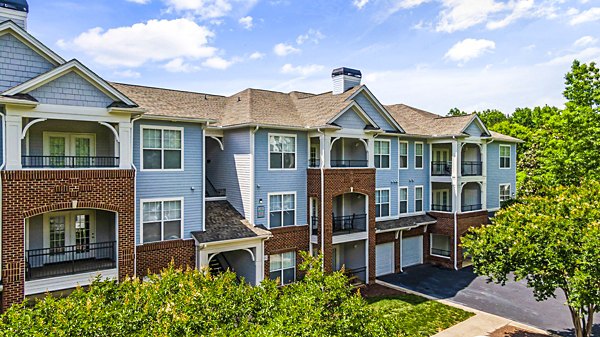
[3,59,137,107]
[0,20,64,66]
[348,86,404,133]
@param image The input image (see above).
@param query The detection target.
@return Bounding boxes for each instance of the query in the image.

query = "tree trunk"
[584,305,595,337]
[568,305,584,337]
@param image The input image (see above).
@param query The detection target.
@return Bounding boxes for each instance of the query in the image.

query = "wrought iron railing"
[461,161,483,176]
[431,248,451,257]
[344,266,367,284]
[431,204,452,212]
[205,178,226,198]
[431,161,452,176]
[311,216,319,236]
[308,158,320,168]
[461,204,482,212]
[25,241,116,281]
[330,160,368,168]
[22,156,120,168]
[332,213,367,235]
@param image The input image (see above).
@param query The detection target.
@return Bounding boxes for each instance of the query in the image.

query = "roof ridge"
[111,82,226,98]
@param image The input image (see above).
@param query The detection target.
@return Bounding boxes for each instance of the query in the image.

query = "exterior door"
[433,189,450,211]
[71,135,96,166]
[43,132,96,167]
[432,149,450,175]
[43,210,96,263]
[401,236,423,268]
[375,243,394,276]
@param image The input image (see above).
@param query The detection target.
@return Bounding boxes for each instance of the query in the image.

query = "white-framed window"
[141,198,183,243]
[499,184,511,205]
[499,145,511,169]
[415,142,424,169]
[269,192,296,228]
[399,187,408,214]
[269,134,296,170]
[430,234,451,258]
[415,186,423,212]
[374,140,390,169]
[269,251,296,285]
[141,126,183,171]
[399,141,408,169]
[375,189,390,218]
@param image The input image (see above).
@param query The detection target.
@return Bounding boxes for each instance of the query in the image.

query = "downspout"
[0,108,5,288]
[452,136,458,270]
[316,128,325,270]
[130,114,143,277]
[251,126,260,224]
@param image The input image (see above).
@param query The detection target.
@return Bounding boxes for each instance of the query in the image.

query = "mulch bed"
[358,283,407,298]
[489,325,548,337]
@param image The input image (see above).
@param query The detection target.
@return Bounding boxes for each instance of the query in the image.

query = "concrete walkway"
[376,280,550,337]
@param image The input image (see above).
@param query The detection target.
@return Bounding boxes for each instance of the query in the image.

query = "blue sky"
[25,0,600,114]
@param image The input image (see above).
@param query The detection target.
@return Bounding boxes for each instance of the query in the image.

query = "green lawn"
[366,294,474,337]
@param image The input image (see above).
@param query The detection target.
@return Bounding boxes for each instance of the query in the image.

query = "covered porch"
[332,239,367,284]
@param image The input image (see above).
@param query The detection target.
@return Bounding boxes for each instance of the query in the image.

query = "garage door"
[401,236,423,268]
[376,243,394,276]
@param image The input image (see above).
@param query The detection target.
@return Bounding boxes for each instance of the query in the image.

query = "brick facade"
[135,239,196,278]
[264,225,310,280]
[1,170,135,310]
[307,168,376,283]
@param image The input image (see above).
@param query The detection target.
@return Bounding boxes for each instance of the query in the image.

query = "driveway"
[378,265,600,337]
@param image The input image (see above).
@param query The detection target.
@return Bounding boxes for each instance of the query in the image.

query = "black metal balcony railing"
[431,161,452,176]
[343,266,367,284]
[461,161,483,176]
[431,248,451,257]
[330,160,368,168]
[461,204,483,212]
[205,178,226,198]
[308,158,320,168]
[332,213,367,235]
[431,204,452,212]
[22,156,120,168]
[311,216,319,236]
[25,241,116,281]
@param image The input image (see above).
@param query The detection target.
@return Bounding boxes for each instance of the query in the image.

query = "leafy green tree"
[447,107,467,116]
[463,182,600,337]
[564,60,600,110]
[476,109,507,127]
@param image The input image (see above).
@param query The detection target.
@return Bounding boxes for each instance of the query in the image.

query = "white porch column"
[368,137,375,168]
[255,242,264,284]
[451,140,459,212]
[118,122,132,169]
[5,115,22,170]
[322,134,330,168]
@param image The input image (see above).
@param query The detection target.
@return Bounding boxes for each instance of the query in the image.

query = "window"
[500,145,511,169]
[376,189,390,218]
[431,234,451,258]
[415,186,423,212]
[142,127,183,170]
[49,215,66,253]
[270,251,296,285]
[399,141,408,169]
[142,199,183,243]
[415,142,423,169]
[500,184,511,204]
[399,187,408,214]
[269,193,296,228]
[269,135,296,169]
[374,140,390,169]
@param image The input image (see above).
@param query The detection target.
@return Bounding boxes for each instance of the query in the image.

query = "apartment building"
[0,0,520,310]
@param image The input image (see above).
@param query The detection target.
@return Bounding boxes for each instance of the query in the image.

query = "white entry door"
[376,243,394,276]
[43,210,96,262]
[401,236,423,268]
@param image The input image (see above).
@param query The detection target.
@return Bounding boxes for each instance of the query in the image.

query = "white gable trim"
[3,60,137,106]
[347,86,405,133]
[329,101,380,129]
[0,20,65,66]
[461,114,491,137]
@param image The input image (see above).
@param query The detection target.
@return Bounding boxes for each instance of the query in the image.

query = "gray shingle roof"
[376,214,437,232]
[191,201,271,244]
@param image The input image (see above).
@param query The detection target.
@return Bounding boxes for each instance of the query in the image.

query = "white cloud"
[296,29,325,45]
[164,58,198,73]
[249,51,265,60]
[202,56,236,69]
[573,36,598,48]
[273,43,300,56]
[436,0,505,33]
[163,0,258,20]
[281,64,325,76]
[569,7,600,25]
[127,0,151,4]
[374,0,431,22]
[238,16,254,29]
[113,69,142,78]
[353,0,369,9]
[445,38,496,63]
[60,19,216,68]
[541,47,600,66]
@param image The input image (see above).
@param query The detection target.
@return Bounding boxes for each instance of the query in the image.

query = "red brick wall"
[136,239,196,277]
[264,225,309,280]
[1,170,135,310]
[307,168,376,283]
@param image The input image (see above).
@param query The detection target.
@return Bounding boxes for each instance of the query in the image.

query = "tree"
[447,107,467,116]
[462,182,600,337]
[476,109,507,127]
[564,60,600,111]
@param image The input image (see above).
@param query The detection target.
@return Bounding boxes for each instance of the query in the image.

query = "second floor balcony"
[309,136,370,168]
[22,156,119,168]
[332,213,367,235]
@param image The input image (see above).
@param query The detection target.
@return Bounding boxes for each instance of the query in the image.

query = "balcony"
[431,161,452,176]
[308,158,321,168]
[431,204,452,212]
[332,213,367,235]
[22,156,120,169]
[461,204,482,212]
[461,161,482,176]
[25,241,116,281]
[331,159,368,168]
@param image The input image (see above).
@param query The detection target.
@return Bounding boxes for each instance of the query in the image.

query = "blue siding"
[398,139,430,214]
[354,92,395,131]
[486,142,517,210]
[464,120,485,137]
[333,109,367,129]
[29,71,115,108]
[375,136,398,217]
[254,128,308,228]
[0,33,55,92]
[133,119,204,244]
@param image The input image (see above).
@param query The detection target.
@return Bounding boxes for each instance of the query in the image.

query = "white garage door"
[401,236,423,268]
[376,243,394,276]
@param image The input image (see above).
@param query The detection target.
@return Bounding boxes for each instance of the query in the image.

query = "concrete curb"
[375,280,553,336]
